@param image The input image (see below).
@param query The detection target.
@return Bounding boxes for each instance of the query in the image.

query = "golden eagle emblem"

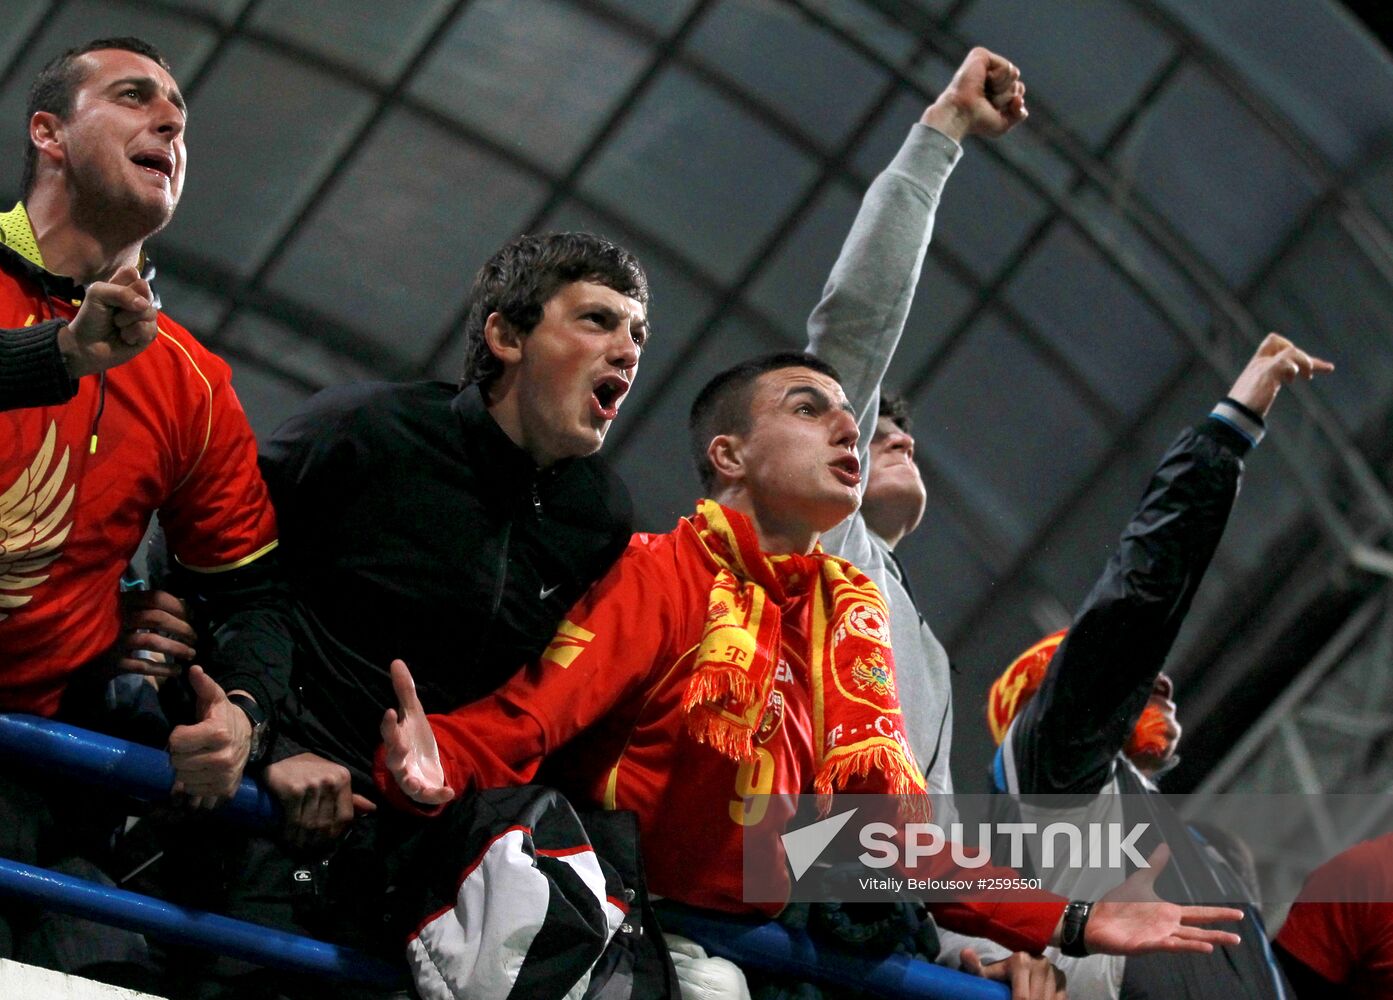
[850,649,896,699]
[0,422,75,622]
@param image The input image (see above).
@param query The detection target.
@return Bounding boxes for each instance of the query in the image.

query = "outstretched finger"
[380,706,402,745]
[1162,938,1215,955]
[389,659,424,717]
[1177,905,1245,926]
[187,664,227,717]
[404,776,455,806]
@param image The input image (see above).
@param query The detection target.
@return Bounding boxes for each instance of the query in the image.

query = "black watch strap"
[227,692,271,764]
[1060,900,1092,957]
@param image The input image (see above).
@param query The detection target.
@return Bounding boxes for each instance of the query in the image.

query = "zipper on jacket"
[531,482,543,518]
[490,519,512,617]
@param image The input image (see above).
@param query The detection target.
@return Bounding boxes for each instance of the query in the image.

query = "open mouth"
[829,453,861,487]
[131,150,174,179]
[591,374,630,421]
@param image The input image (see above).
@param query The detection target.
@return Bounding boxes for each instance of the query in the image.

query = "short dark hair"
[21,37,172,197]
[878,391,912,433]
[688,352,842,493]
[460,232,649,393]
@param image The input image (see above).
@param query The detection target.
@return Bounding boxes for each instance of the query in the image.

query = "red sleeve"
[376,534,685,814]
[157,326,277,570]
[891,834,1063,952]
[1277,898,1359,986]
[1276,835,1393,986]
[929,900,1063,954]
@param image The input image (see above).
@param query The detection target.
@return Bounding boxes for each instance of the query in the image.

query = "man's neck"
[867,522,905,550]
[25,189,143,285]
[714,489,819,555]
[482,383,557,470]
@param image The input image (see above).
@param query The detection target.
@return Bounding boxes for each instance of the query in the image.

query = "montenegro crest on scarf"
[851,649,896,700]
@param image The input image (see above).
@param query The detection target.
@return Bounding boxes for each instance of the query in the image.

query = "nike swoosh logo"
[540,583,561,600]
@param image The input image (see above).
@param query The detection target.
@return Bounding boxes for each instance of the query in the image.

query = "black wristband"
[228,692,271,764]
[1060,900,1092,957]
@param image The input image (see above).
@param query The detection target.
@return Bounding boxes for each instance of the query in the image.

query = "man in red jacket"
[377,352,1245,990]
[0,36,282,795]
[0,36,283,979]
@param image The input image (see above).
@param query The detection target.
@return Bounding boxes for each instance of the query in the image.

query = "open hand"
[380,659,455,806]
[1084,845,1244,956]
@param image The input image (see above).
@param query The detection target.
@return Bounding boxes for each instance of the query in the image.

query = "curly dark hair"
[459,232,649,393]
[688,352,843,493]
[21,37,173,197]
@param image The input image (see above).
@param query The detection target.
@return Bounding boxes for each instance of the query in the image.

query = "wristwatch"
[1060,900,1092,957]
[227,692,271,765]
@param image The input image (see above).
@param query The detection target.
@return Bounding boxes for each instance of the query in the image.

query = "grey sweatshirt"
[808,122,1015,972]
[807,122,960,795]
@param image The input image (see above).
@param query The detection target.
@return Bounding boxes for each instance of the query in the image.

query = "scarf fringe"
[683,667,763,759]
[684,705,756,760]
[815,746,932,822]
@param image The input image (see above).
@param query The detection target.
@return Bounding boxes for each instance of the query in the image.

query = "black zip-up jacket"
[1009,416,1249,798]
[259,380,633,784]
[994,413,1289,999]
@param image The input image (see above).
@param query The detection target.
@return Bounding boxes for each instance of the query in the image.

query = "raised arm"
[806,46,1025,452]
[1011,334,1333,794]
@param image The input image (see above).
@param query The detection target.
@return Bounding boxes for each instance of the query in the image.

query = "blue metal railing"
[0,713,400,986]
[0,857,401,986]
[0,713,278,831]
[0,713,1013,997]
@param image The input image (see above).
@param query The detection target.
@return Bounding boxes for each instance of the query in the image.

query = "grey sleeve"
[805,122,962,464]
[0,320,77,411]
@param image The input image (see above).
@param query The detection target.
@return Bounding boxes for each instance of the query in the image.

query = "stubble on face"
[61,50,187,242]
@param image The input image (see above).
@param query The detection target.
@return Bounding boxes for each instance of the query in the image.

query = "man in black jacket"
[154,232,668,999]
[252,232,648,839]
[986,333,1332,998]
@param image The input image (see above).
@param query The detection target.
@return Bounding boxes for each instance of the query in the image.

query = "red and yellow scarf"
[682,500,926,802]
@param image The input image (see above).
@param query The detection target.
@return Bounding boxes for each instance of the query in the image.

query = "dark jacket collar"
[451,383,560,503]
